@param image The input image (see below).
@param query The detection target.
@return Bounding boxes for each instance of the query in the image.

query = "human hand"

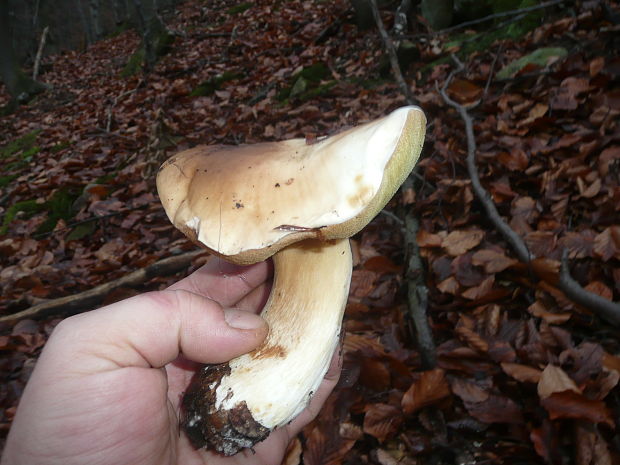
[1,258,342,465]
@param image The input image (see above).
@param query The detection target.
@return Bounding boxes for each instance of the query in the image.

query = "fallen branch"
[0,249,207,328]
[402,179,437,369]
[439,56,620,327]
[437,0,566,35]
[559,251,620,326]
[439,56,531,263]
[369,0,415,105]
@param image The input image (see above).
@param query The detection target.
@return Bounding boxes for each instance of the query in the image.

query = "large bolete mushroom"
[156,105,426,455]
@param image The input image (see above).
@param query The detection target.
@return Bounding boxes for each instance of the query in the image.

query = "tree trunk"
[0,0,45,102]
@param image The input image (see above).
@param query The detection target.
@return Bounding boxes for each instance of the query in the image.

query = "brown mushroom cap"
[156,106,426,264]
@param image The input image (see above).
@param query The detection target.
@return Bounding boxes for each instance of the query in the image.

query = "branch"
[559,251,620,326]
[403,185,436,369]
[439,57,620,327]
[437,0,566,35]
[368,0,415,105]
[439,57,531,263]
[0,250,207,328]
[32,26,49,80]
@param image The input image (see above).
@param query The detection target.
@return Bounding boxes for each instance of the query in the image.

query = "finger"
[234,281,272,314]
[169,258,273,307]
[49,289,268,371]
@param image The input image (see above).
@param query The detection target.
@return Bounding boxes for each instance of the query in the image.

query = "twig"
[559,251,620,326]
[0,250,207,328]
[32,26,49,80]
[483,42,504,100]
[106,87,138,132]
[403,176,436,369]
[368,0,415,105]
[437,0,566,35]
[439,56,620,327]
[439,56,531,263]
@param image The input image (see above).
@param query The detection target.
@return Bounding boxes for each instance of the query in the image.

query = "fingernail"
[224,308,265,330]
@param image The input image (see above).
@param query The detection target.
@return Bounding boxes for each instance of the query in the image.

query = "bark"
[0,0,45,101]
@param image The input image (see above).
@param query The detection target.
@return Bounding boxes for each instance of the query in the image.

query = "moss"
[0,130,41,159]
[66,221,97,241]
[0,200,45,235]
[121,47,145,77]
[0,188,82,235]
[227,2,252,15]
[0,174,18,188]
[50,141,71,153]
[277,62,333,101]
[190,71,241,97]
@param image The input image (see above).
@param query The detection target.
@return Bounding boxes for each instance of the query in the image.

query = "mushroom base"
[182,363,270,455]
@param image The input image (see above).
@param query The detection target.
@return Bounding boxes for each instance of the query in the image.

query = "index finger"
[168,256,273,307]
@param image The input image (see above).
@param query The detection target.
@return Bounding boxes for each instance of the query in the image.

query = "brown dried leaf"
[402,368,451,415]
[471,249,517,273]
[501,362,542,383]
[576,422,613,465]
[584,281,613,300]
[363,403,403,442]
[282,437,302,465]
[528,301,572,324]
[466,393,524,424]
[461,276,495,301]
[538,365,580,399]
[437,276,460,295]
[442,229,485,256]
[541,391,615,427]
[593,226,620,261]
[447,78,483,104]
[449,377,489,403]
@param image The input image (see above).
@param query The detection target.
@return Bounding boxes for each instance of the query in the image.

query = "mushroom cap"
[157,106,426,264]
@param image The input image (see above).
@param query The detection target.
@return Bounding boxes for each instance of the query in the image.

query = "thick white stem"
[217,238,352,425]
[182,238,352,454]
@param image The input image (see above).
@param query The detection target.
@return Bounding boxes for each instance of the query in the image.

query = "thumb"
[48,289,268,370]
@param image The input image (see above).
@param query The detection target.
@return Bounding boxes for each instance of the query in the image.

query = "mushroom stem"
[182,238,353,455]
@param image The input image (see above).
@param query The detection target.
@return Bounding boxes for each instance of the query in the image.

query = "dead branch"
[437,0,566,35]
[0,250,207,329]
[403,179,437,368]
[32,26,49,80]
[368,0,415,105]
[439,57,620,327]
[559,251,620,326]
[439,56,531,264]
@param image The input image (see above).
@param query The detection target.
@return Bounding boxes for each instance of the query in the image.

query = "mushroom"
[156,105,426,455]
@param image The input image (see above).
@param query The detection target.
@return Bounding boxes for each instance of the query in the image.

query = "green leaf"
[66,221,97,241]
[497,47,567,80]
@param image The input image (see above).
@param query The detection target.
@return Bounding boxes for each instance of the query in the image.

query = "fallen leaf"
[541,391,615,427]
[442,229,485,256]
[363,403,403,442]
[501,362,542,383]
[593,226,620,261]
[538,365,580,399]
[402,368,451,414]
[472,249,517,273]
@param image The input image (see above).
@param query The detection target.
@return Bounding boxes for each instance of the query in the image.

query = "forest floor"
[1,0,619,463]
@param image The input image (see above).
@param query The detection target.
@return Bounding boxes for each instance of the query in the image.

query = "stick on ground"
[0,249,207,328]
[439,56,620,327]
